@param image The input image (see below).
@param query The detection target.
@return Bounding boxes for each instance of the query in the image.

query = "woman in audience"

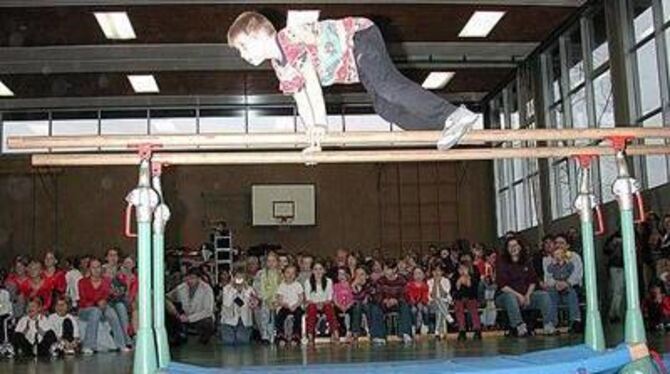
[5,256,29,318]
[375,259,413,344]
[304,261,339,344]
[452,254,482,340]
[427,263,453,339]
[369,260,384,283]
[246,256,261,279]
[495,237,553,337]
[351,267,384,343]
[43,251,67,296]
[102,247,120,278]
[274,265,304,346]
[113,256,137,340]
[220,270,257,345]
[78,258,130,354]
[405,267,429,335]
[332,267,354,341]
[347,254,359,279]
[20,260,55,312]
[253,251,281,344]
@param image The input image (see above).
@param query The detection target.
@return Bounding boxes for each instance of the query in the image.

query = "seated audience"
[220,271,257,345]
[78,258,130,354]
[65,256,84,309]
[374,259,413,344]
[253,252,281,344]
[453,254,482,340]
[552,234,584,290]
[48,296,80,355]
[12,297,57,358]
[102,247,120,278]
[350,267,384,342]
[297,254,313,285]
[545,247,582,333]
[166,268,215,345]
[20,260,55,313]
[304,261,338,344]
[369,260,384,283]
[332,267,354,340]
[5,256,28,318]
[112,256,137,341]
[427,264,453,338]
[496,237,553,337]
[43,251,67,296]
[0,271,12,357]
[480,252,497,330]
[275,265,304,346]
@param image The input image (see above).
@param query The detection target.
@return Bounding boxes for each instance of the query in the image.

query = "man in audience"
[166,268,215,345]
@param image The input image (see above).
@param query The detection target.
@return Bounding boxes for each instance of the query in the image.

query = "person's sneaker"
[437,105,477,150]
[516,323,528,337]
[457,331,467,341]
[120,346,133,353]
[446,314,455,324]
[64,347,76,355]
[81,348,95,355]
[4,345,14,358]
[49,343,60,357]
[473,330,482,340]
[372,338,387,345]
[402,334,413,344]
[543,323,557,336]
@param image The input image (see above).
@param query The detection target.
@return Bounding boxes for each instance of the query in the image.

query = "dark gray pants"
[353,25,458,130]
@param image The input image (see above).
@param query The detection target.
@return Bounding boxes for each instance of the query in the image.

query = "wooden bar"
[9,127,670,150]
[31,145,670,166]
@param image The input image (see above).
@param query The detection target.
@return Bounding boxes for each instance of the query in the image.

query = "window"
[2,112,49,153]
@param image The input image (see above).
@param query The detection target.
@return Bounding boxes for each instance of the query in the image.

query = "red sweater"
[405,280,429,305]
[43,269,67,294]
[19,278,54,311]
[78,277,112,309]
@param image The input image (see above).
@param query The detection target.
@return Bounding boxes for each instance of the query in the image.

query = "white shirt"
[65,269,83,305]
[276,281,303,309]
[220,284,255,327]
[427,277,452,303]
[168,281,215,323]
[0,289,11,316]
[303,277,333,304]
[15,315,54,344]
[47,313,80,339]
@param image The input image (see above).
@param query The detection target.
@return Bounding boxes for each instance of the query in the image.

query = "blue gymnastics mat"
[167,343,634,374]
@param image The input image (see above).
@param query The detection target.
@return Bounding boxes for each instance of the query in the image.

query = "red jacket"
[116,272,138,304]
[78,277,112,309]
[19,278,54,311]
[42,269,67,294]
[405,280,429,305]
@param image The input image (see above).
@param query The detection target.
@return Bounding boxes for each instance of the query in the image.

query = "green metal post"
[127,158,159,374]
[152,163,171,368]
[573,158,605,351]
[611,151,646,345]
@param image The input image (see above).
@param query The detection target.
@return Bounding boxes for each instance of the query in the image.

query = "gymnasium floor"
[2,326,669,374]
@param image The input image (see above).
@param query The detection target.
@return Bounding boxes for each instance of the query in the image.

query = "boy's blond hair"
[227,11,276,46]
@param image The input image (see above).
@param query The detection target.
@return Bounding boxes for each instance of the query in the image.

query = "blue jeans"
[351,302,385,338]
[220,320,251,346]
[111,301,133,346]
[495,291,551,328]
[548,287,581,326]
[79,306,127,350]
[410,303,429,331]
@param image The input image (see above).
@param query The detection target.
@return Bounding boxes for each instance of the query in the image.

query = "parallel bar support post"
[152,162,171,369]
[611,149,646,345]
[127,147,159,374]
[573,155,605,351]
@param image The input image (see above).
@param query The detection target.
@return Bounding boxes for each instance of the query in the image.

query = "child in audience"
[47,296,80,355]
[253,252,281,344]
[369,260,384,282]
[0,271,13,357]
[275,265,304,346]
[5,256,29,318]
[12,297,58,357]
[406,267,430,335]
[220,271,257,345]
[427,264,454,339]
[472,244,487,276]
[20,260,55,313]
[545,247,582,333]
[65,257,83,310]
[332,267,354,341]
[375,259,413,344]
[480,252,498,330]
[351,267,384,343]
[297,254,314,285]
[304,261,338,344]
[452,255,482,340]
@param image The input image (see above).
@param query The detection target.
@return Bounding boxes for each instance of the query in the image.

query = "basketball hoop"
[277,215,294,231]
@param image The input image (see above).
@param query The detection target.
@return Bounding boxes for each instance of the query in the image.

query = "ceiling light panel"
[459,11,506,38]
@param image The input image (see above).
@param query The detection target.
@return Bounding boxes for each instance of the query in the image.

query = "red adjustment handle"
[593,204,605,236]
[124,203,137,238]
[634,192,646,224]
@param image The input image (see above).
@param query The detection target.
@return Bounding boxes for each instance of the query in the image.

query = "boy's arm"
[293,60,327,129]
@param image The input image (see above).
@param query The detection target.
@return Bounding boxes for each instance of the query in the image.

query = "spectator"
[20,260,55,313]
[253,252,281,344]
[0,270,12,357]
[5,256,28,318]
[350,267,384,343]
[220,271,256,346]
[275,265,304,346]
[102,247,121,278]
[369,260,384,282]
[452,254,482,340]
[346,254,359,279]
[304,261,338,344]
[297,254,313,285]
[374,259,413,344]
[12,297,57,358]
[481,250,497,330]
[495,237,553,337]
[427,263,453,339]
[166,268,215,345]
[65,256,84,309]
[43,251,66,296]
[604,231,625,323]
[78,258,129,354]
[553,234,584,290]
[332,267,354,341]
[405,267,429,335]
[545,247,582,333]
[47,296,80,355]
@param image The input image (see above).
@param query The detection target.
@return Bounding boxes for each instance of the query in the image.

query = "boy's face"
[107,249,119,265]
[44,252,57,268]
[413,268,424,282]
[233,33,269,66]
[383,265,396,278]
[27,301,40,318]
[284,267,296,282]
[55,300,68,316]
[301,256,313,271]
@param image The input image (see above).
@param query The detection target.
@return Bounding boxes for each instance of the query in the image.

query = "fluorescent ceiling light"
[287,10,320,27]
[459,11,506,38]
[94,12,136,40]
[422,72,455,90]
[127,75,159,93]
[0,80,14,97]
